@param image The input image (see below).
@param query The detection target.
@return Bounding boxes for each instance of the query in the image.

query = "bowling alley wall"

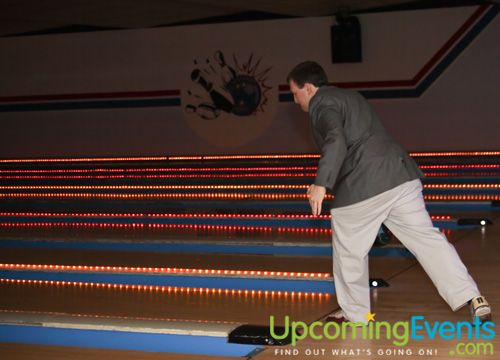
[0,4,498,158]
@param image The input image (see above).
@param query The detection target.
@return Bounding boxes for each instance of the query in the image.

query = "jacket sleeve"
[313,107,347,191]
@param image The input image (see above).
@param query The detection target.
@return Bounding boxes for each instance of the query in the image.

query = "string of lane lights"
[0,173,318,180]
[0,279,331,297]
[0,164,498,175]
[0,211,452,220]
[1,171,498,179]
[0,309,241,326]
[0,193,498,201]
[0,184,497,190]
[0,193,309,199]
[0,151,498,163]
[423,172,500,177]
[0,166,318,174]
[0,185,309,191]
[0,222,333,233]
[0,263,330,278]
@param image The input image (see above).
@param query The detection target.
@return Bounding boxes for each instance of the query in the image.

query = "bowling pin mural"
[185,50,272,120]
[214,50,236,86]
[182,51,276,148]
[190,68,234,114]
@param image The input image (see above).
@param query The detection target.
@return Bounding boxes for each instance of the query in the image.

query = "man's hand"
[307,184,326,216]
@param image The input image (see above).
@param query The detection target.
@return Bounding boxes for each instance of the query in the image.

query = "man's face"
[289,80,312,112]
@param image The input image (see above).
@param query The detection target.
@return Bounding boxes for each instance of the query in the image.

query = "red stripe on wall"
[410,4,487,85]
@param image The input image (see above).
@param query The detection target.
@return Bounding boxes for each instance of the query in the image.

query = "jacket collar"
[308,85,329,117]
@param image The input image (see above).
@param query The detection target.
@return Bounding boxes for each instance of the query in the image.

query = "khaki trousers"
[331,179,480,323]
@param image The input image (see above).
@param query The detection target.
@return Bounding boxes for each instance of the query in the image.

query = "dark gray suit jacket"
[308,86,424,208]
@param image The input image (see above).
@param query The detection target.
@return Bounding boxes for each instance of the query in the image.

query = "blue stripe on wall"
[0,98,180,112]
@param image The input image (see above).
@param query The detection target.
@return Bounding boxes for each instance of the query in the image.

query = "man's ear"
[303,83,313,95]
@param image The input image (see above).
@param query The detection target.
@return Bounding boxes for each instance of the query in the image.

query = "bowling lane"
[0,225,489,359]
[0,279,336,325]
[0,223,473,274]
[0,343,244,360]
[0,225,476,360]
[0,239,430,326]
[0,223,329,244]
[0,223,478,337]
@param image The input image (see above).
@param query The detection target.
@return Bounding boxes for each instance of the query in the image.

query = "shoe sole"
[473,306,492,323]
[324,315,349,323]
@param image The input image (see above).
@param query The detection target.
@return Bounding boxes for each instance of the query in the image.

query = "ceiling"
[0,0,496,37]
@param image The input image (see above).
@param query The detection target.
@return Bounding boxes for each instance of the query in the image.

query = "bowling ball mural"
[183,51,277,147]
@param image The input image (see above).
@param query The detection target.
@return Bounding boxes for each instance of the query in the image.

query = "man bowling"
[287,61,491,324]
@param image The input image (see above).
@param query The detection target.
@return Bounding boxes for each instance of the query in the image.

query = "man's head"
[287,61,328,112]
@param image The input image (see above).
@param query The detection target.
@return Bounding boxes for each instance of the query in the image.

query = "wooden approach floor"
[255,211,500,360]
[0,212,498,359]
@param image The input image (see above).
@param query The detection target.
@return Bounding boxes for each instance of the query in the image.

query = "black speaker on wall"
[331,16,362,63]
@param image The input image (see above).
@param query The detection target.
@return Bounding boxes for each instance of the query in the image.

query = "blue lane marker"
[0,270,336,293]
[0,239,414,257]
[0,324,259,357]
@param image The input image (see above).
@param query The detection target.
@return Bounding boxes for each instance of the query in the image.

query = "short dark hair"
[287,61,328,88]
